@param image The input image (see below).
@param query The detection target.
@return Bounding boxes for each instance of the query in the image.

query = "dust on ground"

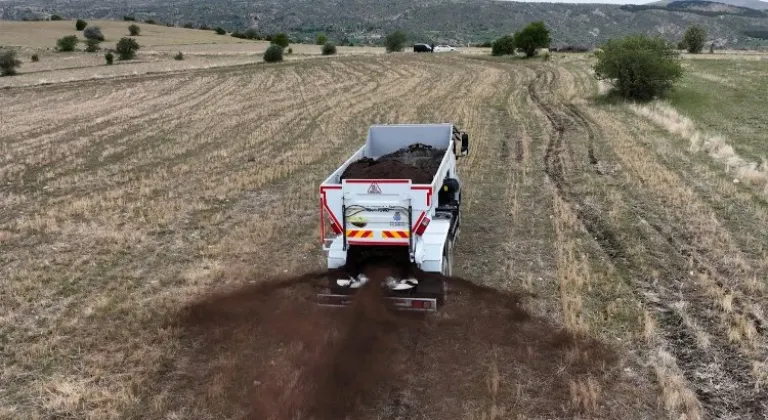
[142,266,653,419]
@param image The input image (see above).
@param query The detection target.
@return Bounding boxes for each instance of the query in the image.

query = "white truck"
[317,123,470,312]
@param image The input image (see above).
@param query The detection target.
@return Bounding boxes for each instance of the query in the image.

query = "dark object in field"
[340,143,445,184]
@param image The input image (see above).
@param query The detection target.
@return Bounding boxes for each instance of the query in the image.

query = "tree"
[263,44,283,62]
[316,33,328,45]
[593,34,684,101]
[56,35,78,52]
[514,21,551,58]
[682,25,706,54]
[214,27,226,35]
[50,14,63,21]
[128,24,141,36]
[322,41,337,55]
[384,30,407,52]
[85,39,101,52]
[0,50,22,76]
[76,19,87,31]
[272,33,290,48]
[105,52,114,65]
[491,35,516,56]
[116,37,140,60]
[84,26,105,41]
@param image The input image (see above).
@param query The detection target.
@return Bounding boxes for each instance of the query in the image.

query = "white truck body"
[318,123,469,311]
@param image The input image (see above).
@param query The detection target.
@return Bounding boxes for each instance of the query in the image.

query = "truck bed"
[340,144,445,184]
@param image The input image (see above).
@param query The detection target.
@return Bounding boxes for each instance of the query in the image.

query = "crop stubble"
[2,52,765,419]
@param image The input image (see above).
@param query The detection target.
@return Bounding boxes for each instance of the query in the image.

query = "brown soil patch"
[340,143,446,183]
[145,267,636,419]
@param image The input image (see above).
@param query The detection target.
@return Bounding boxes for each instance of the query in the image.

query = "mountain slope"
[2,0,768,47]
[652,0,768,10]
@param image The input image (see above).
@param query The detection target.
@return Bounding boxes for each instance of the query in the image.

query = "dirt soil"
[144,266,649,420]
[340,143,446,183]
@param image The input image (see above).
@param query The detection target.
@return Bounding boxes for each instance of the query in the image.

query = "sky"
[502,0,658,4]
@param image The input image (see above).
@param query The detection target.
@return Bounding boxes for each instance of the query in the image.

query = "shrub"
[477,41,493,48]
[56,35,78,52]
[84,26,105,41]
[183,23,194,29]
[145,19,156,25]
[384,30,407,52]
[76,19,87,31]
[214,27,226,35]
[682,25,706,54]
[514,21,551,58]
[50,14,63,21]
[316,33,328,45]
[31,53,39,62]
[287,47,293,54]
[175,51,184,60]
[322,41,337,55]
[0,50,22,76]
[491,35,516,56]
[263,44,283,63]
[105,52,114,65]
[593,34,683,101]
[272,33,290,48]
[199,24,211,30]
[85,39,101,52]
[123,16,136,21]
[128,24,141,36]
[116,37,140,60]
[709,42,715,54]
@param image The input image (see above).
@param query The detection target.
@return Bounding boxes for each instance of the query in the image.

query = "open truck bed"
[318,123,470,311]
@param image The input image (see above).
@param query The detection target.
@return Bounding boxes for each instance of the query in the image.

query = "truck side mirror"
[461,133,469,156]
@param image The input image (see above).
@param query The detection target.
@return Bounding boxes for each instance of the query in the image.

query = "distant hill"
[651,0,768,10]
[2,0,768,48]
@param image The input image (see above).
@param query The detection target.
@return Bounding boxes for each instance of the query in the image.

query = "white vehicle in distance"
[433,45,457,52]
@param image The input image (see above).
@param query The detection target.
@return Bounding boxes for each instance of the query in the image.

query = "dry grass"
[3,44,767,420]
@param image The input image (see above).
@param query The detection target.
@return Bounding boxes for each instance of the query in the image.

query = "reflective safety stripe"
[346,230,373,238]
[381,230,410,239]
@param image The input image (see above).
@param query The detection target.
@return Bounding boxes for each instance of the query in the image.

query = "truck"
[317,123,470,312]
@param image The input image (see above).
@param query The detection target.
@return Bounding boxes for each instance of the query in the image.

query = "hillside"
[652,0,768,10]
[2,0,768,48]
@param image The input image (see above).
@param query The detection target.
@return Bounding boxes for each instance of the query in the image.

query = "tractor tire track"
[528,65,765,419]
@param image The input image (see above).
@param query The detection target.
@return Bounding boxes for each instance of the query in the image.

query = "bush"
[76,19,87,31]
[514,21,551,58]
[105,52,114,65]
[316,33,328,45]
[491,35,516,56]
[145,19,156,25]
[322,41,337,55]
[31,53,39,62]
[214,27,226,35]
[263,44,283,63]
[56,35,78,52]
[175,51,184,60]
[682,25,706,54]
[85,39,101,52]
[593,34,683,101]
[272,33,290,48]
[0,50,22,76]
[199,24,211,30]
[128,24,141,36]
[116,37,140,60]
[183,23,194,29]
[50,14,63,21]
[384,30,407,52]
[123,16,135,21]
[84,26,105,41]
[287,47,293,54]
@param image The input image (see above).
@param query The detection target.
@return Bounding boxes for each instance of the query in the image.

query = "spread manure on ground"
[148,264,630,419]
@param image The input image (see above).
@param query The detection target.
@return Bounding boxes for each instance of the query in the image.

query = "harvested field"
[2,43,768,419]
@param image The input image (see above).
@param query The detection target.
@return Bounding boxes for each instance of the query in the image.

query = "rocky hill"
[2,0,768,48]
